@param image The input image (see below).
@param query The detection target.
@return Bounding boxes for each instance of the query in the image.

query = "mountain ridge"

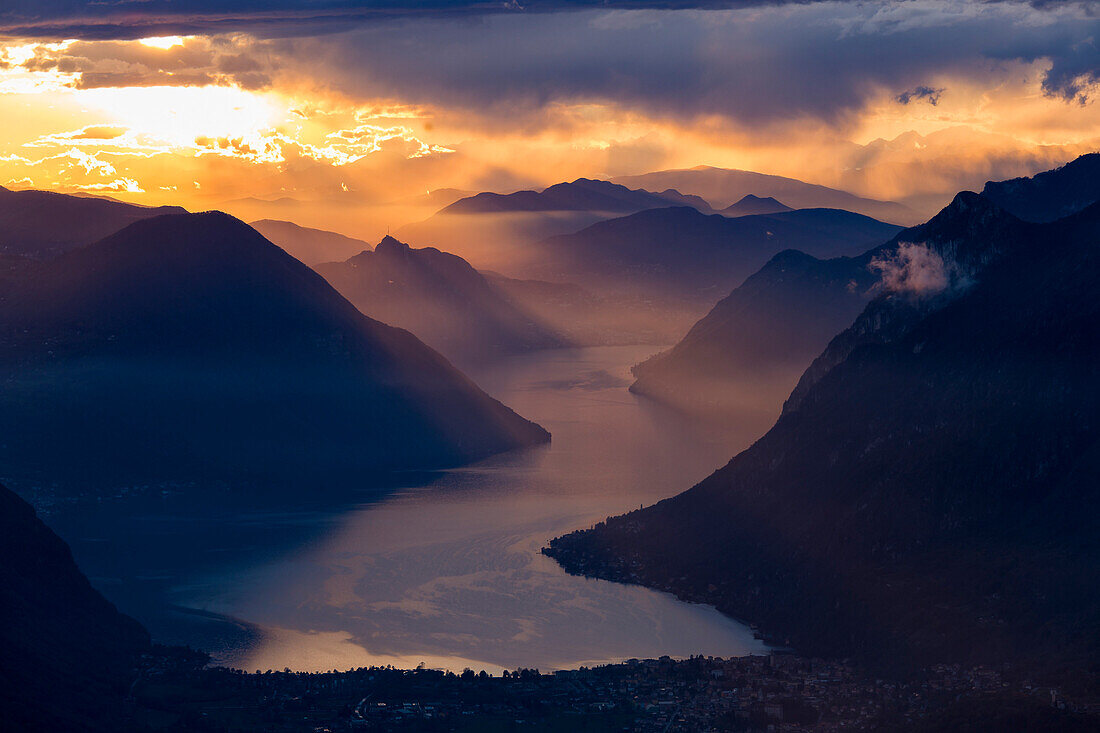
[0,186,186,259]
[0,211,549,487]
[612,166,916,224]
[439,177,713,215]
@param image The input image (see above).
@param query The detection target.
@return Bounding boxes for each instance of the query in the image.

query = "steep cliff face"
[0,483,150,731]
[548,202,1100,673]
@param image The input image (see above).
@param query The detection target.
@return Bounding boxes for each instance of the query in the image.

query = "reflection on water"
[51,346,777,672]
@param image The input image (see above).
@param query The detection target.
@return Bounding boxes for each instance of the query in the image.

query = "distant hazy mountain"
[981,152,1100,222]
[395,178,714,270]
[441,178,713,215]
[316,235,566,369]
[526,206,901,304]
[548,196,1100,673]
[0,482,149,731]
[0,212,548,487]
[612,166,915,224]
[250,218,373,266]
[0,185,185,259]
[721,194,792,217]
[396,187,474,209]
[629,249,876,418]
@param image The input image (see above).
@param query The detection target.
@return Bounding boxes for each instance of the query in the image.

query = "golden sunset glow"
[1,2,1097,240]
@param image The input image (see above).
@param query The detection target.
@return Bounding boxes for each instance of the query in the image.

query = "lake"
[48,345,777,673]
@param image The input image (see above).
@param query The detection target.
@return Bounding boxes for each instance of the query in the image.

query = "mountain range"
[0,212,548,488]
[316,235,566,369]
[0,185,185,259]
[440,178,712,215]
[524,206,902,304]
[395,178,714,270]
[612,166,916,224]
[547,157,1100,674]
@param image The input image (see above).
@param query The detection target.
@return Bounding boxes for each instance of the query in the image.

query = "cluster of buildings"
[134,648,1096,731]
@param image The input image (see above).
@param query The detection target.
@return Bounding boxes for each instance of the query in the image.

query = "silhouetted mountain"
[981,152,1100,223]
[0,482,149,731]
[249,218,372,266]
[629,249,876,418]
[0,212,548,488]
[527,206,902,304]
[547,200,1100,673]
[316,235,566,368]
[721,194,792,217]
[0,186,185,259]
[612,166,916,224]
[441,178,712,215]
[395,179,714,270]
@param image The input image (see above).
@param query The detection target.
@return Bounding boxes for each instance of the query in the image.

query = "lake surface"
[47,346,777,673]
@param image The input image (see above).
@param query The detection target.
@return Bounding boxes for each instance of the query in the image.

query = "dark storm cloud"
[3,1,1098,131]
[0,1,805,40]
[273,2,1100,127]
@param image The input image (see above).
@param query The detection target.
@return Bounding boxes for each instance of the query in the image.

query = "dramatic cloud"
[16,36,275,90]
[262,2,1100,130]
[1,2,821,39]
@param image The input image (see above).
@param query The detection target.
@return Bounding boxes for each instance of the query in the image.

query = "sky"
[1,0,1098,238]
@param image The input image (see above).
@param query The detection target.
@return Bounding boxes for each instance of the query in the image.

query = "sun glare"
[138,36,187,50]
[76,85,282,147]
